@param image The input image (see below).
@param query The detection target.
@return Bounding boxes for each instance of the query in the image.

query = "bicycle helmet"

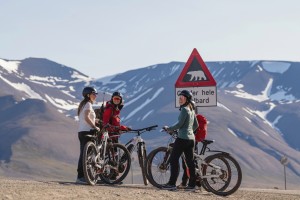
[178,90,193,102]
[111,91,123,104]
[82,87,98,97]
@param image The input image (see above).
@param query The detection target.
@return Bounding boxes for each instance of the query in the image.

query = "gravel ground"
[1,178,300,200]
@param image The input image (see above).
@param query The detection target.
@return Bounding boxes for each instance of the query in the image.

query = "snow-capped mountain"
[95,60,300,188]
[1,57,300,188]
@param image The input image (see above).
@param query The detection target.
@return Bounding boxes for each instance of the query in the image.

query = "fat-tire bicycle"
[82,124,131,185]
[146,129,242,196]
[124,125,158,185]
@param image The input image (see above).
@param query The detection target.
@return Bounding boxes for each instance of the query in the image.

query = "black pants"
[77,131,92,179]
[181,141,198,185]
[168,138,196,187]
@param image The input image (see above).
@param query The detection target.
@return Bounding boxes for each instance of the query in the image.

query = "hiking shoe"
[161,184,177,191]
[75,177,86,184]
[184,186,196,192]
[176,183,187,189]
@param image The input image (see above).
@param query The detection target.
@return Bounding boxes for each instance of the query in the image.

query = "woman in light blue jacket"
[162,90,198,191]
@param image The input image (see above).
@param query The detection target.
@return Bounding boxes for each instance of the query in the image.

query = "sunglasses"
[113,97,121,101]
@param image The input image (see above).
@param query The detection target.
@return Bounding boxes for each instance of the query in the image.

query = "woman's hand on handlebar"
[161,126,171,134]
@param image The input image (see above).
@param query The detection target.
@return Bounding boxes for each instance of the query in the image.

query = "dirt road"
[1,178,300,200]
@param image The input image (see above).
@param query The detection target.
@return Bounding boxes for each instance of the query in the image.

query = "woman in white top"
[76,86,100,183]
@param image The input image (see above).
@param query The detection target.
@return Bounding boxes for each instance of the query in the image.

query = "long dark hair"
[180,101,195,111]
[77,97,90,116]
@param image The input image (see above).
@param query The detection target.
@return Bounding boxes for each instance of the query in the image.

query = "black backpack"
[94,104,105,129]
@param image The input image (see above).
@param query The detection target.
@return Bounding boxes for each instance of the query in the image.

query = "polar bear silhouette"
[187,70,206,81]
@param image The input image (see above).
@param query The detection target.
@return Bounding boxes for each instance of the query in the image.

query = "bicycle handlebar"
[128,125,158,132]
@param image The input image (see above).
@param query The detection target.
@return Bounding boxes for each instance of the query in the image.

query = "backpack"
[94,102,114,130]
[195,114,207,142]
[94,104,105,129]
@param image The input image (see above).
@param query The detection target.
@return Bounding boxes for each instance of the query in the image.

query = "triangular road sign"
[175,48,216,87]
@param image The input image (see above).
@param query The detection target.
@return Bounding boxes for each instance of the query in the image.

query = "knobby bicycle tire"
[83,141,99,186]
[202,153,242,196]
[146,147,171,188]
[99,143,131,184]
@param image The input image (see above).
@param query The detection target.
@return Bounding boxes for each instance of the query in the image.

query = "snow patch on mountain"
[260,130,270,137]
[272,115,282,127]
[126,88,153,106]
[243,102,276,128]
[217,102,232,112]
[270,88,296,102]
[261,62,291,73]
[244,116,251,123]
[0,59,20,73]
[124,87,164,121]
[250,61,259,68]
[142,110,154,121]
[228,79,273,102]
[45,94,78,110]
[0,74,44,100]
[170,64,181,75]
[228,128,238,137]
[70,71,92,83]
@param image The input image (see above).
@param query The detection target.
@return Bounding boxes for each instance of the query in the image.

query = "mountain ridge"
[1,57,300,188]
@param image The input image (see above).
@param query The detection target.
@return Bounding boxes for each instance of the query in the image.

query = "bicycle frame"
[124,125,158,154]
[160,131,226,180]
[147,129,242,196]
[88,127,121,171]
[124,134,144,153]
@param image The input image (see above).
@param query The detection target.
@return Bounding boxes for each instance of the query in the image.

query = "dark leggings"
[181,141,198,185]
[168,138,196,187]
[77,131,92,179]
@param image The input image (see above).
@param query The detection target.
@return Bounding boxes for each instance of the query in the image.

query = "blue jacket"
[168,106,199,140]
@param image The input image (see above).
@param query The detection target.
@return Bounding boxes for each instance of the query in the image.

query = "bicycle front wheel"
[146,147,171,188]
[202,153,242,196]
[83,141,99,186]
[99,143,131,184]
[138,142,148,185]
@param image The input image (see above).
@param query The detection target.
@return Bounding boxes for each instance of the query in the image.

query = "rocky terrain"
[1,178,300,200]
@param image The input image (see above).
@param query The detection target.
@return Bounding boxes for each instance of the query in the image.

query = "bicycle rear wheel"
[99,143,131,184]
[202,153,242,196]
[83,141,99,186]
[146,147,171,188]
[137,143,148,185]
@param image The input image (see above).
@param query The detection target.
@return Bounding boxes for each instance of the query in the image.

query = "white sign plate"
[175,86,217,107]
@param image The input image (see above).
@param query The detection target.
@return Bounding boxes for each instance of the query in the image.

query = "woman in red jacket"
[102,91,130,142]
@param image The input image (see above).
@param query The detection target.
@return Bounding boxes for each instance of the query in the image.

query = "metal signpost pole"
[280,156,289,190]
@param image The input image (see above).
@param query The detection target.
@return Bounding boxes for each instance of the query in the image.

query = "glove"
[126,127,132,131]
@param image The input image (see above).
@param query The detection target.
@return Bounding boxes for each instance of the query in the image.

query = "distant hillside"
[1,57,300,188]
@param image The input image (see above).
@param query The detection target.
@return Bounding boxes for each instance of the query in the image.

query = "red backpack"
[195,114,207,142]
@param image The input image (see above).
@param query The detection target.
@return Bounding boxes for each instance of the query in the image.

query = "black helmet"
[111,91,123,104]
[111,92,122,99]
[82,87,98,97]
[178,90,192,101]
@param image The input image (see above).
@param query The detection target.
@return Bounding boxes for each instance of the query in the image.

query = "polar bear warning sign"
[175,48,217,107]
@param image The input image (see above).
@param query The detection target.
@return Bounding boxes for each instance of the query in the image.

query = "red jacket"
[102,101,128,133]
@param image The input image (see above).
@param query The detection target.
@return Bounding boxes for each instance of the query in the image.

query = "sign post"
[175,48,217,107]
[280,156,289,190]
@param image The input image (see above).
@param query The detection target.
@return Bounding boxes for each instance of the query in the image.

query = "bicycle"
[124,125,158,185]
[146,129,242,196]
[82,124,131,185]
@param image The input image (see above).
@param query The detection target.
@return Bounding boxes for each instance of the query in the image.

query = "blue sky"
[1,0,299,78]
